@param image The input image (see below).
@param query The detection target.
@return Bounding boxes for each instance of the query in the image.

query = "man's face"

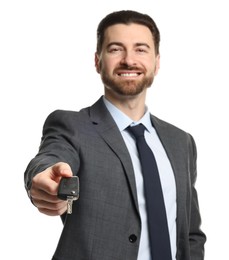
[95,23,160,97]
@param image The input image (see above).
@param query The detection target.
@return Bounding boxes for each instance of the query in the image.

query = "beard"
[100,66,155,97]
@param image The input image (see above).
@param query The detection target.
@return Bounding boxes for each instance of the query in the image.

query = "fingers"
[30,187,67,216]
[32,162,73,194]
[30,185,60,203]
[29,162,73,216]
[36,199,68,216]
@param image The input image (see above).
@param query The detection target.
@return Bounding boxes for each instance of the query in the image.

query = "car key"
[58,176,79,214]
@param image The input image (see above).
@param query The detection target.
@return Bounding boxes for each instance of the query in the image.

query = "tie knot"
[128,123,146,139]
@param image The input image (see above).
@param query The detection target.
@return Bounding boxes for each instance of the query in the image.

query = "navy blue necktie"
[128,124,172,260]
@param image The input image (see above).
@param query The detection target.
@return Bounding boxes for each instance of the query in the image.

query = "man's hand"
[29,162,73,216]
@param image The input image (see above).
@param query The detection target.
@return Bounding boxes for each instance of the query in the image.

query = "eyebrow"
[106,42,151,49]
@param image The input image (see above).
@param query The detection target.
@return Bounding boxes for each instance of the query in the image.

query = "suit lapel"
[88,97,140,214]
[151,115,184,189]
[151,115,187,238]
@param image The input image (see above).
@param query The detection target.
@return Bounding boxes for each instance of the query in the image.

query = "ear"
[94,53,100,73]
[154,54,160,76]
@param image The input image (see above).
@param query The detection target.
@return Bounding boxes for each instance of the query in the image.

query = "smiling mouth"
[118,72,141,77]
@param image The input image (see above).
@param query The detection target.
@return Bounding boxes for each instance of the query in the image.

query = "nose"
[120,50,137,67]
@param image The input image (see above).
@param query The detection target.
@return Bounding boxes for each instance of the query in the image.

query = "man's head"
[95,10,161,100]
[96,10,160,55]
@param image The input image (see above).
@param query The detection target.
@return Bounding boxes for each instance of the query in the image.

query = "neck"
[104,91,146,121]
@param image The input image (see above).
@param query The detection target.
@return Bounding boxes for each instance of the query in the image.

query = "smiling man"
[96,23,159,99]
[24,10,206,260]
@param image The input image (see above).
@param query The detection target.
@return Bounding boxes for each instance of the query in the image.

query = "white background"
[1,0,228,259]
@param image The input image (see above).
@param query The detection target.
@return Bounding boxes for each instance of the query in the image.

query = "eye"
[107,44,124,53]
[136,48,147,53]
[108,47,123,53]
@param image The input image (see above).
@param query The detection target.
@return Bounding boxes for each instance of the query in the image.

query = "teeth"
[119,73,138,77]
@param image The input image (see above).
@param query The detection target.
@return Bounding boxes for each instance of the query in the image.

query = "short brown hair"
[96,10,160,55]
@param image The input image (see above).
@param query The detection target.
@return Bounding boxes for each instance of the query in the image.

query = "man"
[24,10,206,260]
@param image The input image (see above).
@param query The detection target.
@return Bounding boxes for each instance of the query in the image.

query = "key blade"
[67,197,74,214]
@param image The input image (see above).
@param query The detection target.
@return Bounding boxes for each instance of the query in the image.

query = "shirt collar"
[103,96,153,132]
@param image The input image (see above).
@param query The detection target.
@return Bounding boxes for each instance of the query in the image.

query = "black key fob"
[58,176,79,200]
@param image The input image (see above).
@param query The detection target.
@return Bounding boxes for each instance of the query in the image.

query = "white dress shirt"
[103,97,177,260]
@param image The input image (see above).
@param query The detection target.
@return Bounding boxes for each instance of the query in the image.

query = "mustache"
[115,65,141,70]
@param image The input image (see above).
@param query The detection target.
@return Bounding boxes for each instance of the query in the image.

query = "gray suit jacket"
[24,96,206,260]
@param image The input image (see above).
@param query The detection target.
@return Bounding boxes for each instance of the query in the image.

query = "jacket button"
[129,234,137,243]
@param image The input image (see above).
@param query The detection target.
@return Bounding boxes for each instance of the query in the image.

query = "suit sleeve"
[24,110,80,191]
[188,134,206,260]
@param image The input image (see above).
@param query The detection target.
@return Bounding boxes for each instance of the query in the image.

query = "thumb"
[51,162,73,180]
